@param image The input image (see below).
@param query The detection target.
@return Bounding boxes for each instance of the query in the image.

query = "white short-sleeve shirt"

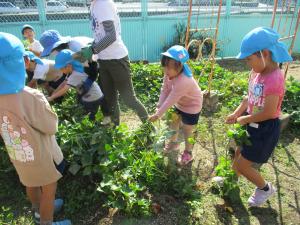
[29,39,44,54]
[90,0,128,60]
[67,71,103,102]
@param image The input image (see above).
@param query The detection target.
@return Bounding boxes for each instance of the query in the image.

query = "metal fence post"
[36,0,47,30]
[226,0,231,17]
[141,0,148,60]
[222,0,232,58]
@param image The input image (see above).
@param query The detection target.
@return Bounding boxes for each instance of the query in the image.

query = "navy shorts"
[174,107,200,125]
[241,118,280,164]
[55,159,67,176]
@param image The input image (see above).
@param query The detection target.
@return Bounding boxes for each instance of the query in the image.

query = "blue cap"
[161,45,192,77]
[21,24,34,35]
[24,51,44,65]
[237,27,292,63]
[54,49,84,73]
[39,30,70,57]
[0,32,26,95]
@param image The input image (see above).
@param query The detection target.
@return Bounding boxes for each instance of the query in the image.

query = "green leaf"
[68,163,81,175]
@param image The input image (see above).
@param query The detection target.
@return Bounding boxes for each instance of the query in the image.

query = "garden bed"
[1,60,299,225]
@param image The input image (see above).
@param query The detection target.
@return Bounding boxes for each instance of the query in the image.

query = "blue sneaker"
[53,199,64,214]
[53,220,72,225]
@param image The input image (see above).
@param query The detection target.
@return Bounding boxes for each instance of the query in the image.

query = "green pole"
[226,0,231,17]
[36,0,47,29]
[141,0,148,59]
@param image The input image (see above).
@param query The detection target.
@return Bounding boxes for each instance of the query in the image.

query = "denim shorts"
[174,107,200,125]
[241,118,280,164]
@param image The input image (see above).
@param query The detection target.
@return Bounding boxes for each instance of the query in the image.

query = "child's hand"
[226,113,238,124]
[149,114,159,122]
[237,116,249,125]
[47,96,53,102]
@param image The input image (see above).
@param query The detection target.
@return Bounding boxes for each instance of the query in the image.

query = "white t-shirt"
[29,39,44,54]
[91,0,128,60]
[67,71,103,102]
[33,59,63,82]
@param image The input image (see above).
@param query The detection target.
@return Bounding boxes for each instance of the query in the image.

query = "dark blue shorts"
[174,107,200,125]
[55,159,67,176]
[241,118,280,164]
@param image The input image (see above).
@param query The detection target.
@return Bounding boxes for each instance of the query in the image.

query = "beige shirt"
[0,87,63,187]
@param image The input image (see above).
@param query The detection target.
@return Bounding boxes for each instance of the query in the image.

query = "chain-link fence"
[0,0,299,61]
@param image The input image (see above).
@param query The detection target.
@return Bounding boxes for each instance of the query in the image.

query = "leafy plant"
[214,156,239,197]
[282,77,300,128]
[163,22,219,59]
[227,124,251,147]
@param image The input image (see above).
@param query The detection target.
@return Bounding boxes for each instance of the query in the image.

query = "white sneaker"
[248,183,276,207]
[101,116,111,125]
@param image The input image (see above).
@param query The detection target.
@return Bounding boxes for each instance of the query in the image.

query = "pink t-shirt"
[155,73,203,118]
[247,68,285,118]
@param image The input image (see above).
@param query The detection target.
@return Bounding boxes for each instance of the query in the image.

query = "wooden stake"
[271,0,279,28]
[208,0,223,94]
[185,0,193,49]
[284,8,300,79]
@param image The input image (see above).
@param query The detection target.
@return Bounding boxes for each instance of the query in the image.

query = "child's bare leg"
[26,186,41,213]
[232,147,242,176]
[39,182,57,223]
[168,114,181,142]
[182,123,195,151]
[235,155,266,189]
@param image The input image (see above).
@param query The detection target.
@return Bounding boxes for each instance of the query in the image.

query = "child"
[22,24,44,57]
[149,45,203,165]
[40,30,111,125]
[226,27,292,207]
[0,32,71,225]
[24,51,65,96]
[48,49,104,121]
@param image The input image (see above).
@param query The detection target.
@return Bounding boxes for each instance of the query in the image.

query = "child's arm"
[226,96,248,124]
[151,79,188,120]
[157,75,171,108]
[29,48,41,57]
[47,84,70,102]
[27,79,38,88]
[237,95,279,125]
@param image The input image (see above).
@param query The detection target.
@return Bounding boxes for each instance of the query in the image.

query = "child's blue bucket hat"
[0,32,26,95]
[237,27,292,63]
[54,49,84,73]
[39,30,70,57]
[24,51,44,65]
[161,45,193,77]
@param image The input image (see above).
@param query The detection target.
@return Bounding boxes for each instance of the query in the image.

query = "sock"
[40,220,52,225]
[260,183,269,191]
[32,203,39,213]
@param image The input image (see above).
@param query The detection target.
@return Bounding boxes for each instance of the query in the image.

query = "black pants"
[80,98,104,121]
[97,56,148,125]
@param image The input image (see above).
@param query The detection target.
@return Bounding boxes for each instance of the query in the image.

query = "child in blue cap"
[48,49,104,121]
[24,51,66,96]
[0,32,71,225]
[149,45,203,165]
[21,24,43,57]
[40,30,111,124]
[225,27,292,207]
